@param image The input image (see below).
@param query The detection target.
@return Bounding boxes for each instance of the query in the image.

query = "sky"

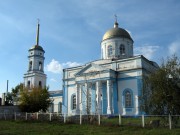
[0,0,180,95]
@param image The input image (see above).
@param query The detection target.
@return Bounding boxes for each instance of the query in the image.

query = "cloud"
[62,62,81,68]
[50,78,57,82]
[169,40,180,55]
[46,59,63,74]
[134,45,160,59]
[46,59,82,74]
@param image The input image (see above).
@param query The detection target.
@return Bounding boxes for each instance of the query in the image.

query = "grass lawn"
[0,120,179,135]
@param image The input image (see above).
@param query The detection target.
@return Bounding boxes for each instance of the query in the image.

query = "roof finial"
[36,19,40,46]
[114,14,119,28]
[114,14,117,23]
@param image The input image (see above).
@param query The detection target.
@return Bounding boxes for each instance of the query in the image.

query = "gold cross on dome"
[114,14,117,22]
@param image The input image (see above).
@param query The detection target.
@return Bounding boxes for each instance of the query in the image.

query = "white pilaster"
[111,82,114,114]
[96,81,102,114]
[76,84,80,114]
[84,82,88,114]
[86,83,91,114]
[107,80,112,114]
[79,84,82,112]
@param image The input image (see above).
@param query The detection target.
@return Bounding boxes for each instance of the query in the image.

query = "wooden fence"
[0,113,180,130]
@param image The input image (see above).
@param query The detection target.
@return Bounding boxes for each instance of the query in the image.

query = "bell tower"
[24,21,46,89]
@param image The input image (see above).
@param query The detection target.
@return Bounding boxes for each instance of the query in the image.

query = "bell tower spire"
[36,19,40,46]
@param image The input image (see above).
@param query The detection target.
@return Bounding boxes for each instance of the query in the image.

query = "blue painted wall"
[102,83,107,114]
[82,85,86,114]
[91,84,96,113]
[113,81,118,114]
[137,76,143,114]
[62,85,68,114]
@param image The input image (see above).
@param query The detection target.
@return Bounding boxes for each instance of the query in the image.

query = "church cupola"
[24,20,46,89]
[101,17,134,60]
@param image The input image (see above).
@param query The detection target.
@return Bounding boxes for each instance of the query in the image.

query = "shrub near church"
[19,87,52,112]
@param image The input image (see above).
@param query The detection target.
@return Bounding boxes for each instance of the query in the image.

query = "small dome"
[29,45,45,52]
[102,22,133,42]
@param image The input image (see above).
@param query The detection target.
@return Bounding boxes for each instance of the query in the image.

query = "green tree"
[11,83,23,97]
[142,55,180,115]
[19,87,52,112]
[5,92,13,105]
[5,83,23,105]
[11,83,24,104]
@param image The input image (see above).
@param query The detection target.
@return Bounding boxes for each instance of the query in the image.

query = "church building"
[62,20,158,116]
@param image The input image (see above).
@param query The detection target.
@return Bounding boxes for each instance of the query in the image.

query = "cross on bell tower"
[24,20,47,89]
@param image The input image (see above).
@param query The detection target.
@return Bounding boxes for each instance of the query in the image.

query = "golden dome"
[29,45,45,52]
[102,22,133,42]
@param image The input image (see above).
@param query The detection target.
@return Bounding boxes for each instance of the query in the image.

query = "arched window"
[27,81,31,88]
[123,89,133,108]
[39,81,42,87]
[120,44,125,55]
[72,94,76,110]
[125,91,131,107]
[107,45,113,57]
[29,61,32,70]
[39,62,42,70]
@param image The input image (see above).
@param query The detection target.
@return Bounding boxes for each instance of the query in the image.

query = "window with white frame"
[120,44,125,55]
[125,91,132,107]
[107,45,113,57]
[58,102,62,113]
[72,95,76,110]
